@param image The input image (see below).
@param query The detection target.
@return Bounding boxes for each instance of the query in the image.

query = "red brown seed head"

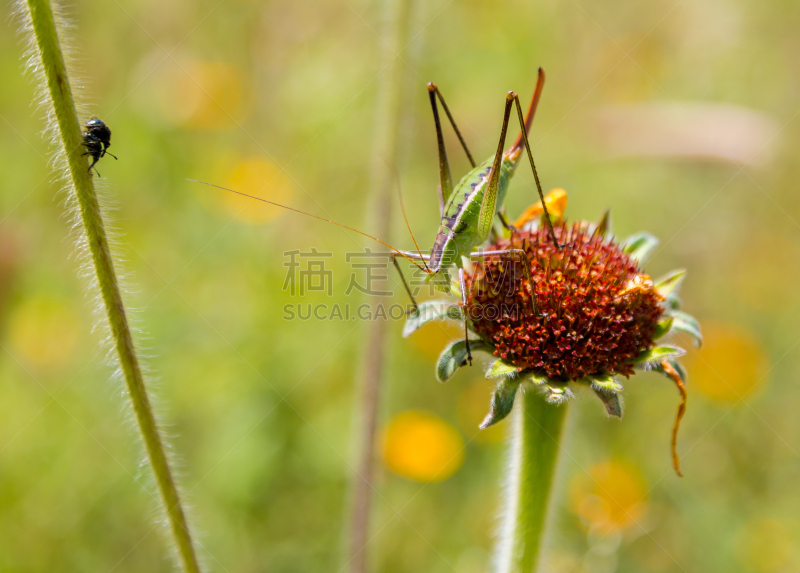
[466,224,665,380]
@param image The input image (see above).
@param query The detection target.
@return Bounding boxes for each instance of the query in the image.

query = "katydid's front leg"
[497,209,515,232]
[458,267,472,366]
[391,250,437,316]
[391,253,420,314]
[395,249,430,261]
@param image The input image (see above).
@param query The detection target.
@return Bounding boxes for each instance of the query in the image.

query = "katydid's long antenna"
[428,84,476,168]
[187,179,430,272]
[390,166,430,272]
[511,93,560,249]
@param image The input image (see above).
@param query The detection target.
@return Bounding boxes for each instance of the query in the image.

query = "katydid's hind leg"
[428,84,454,214]
[458,267,472,366]
[476,94,515,242]
[471,248,542,317]
[428,84,476,168]
[391,254,420,315]
[511,93,560,249]
[428,83,477,214]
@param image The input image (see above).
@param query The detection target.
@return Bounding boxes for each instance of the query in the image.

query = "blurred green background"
[1,0,799,571]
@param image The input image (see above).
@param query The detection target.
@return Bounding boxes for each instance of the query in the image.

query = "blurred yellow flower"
[383,411,464,482]
[8,296,80,372]
[735,518,794,573]
[200,157,295,224]
[160,61,250,130]
[513,188,568,228]
[569,460,647,533]
[457,378,505,444]
[684,321,768,402]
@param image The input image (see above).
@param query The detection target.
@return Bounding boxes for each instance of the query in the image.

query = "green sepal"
[666,294,681,311]
[629,345,686,366]
[480,378,520,429]
[654,316,674,339]
[669,310,702,348]
[655,269,686,299]
[593,388,623,418]
[596,210,612,237]
[402,300,462,338]
[542,382,574,405]
[622,232,659,263]
[485,358,520,379]
[525,371,550,385]
[436,339,491,383]
[582,372,623,393]
[584,373,623,417]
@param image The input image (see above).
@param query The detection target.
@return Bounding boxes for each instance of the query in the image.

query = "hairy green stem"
[22,1,201,571]
[494,389,568,573]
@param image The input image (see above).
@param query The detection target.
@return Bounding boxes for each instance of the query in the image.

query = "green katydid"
[391,68,560,365]
[190,67,560,366]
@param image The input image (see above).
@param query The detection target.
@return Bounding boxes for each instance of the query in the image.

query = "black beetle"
[82,118,117,177]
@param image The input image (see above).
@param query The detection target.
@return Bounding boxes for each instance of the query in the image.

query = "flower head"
[467,223,664,380]
[404,190,701,475]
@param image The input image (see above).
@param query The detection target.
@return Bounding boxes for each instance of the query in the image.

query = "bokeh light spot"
[735,518,793,573]
[200,157,295,224]
[409,320,462,364]
[8,296,80,371]
[383,411,464,482]
[161,61,249,130]
[569,460,647,533]
[684,321,769,402]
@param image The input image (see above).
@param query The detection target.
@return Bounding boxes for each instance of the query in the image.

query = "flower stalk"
[494,389,568,573]
[21,1,200,571]
[408,187,699,568]
[348,0,413,571]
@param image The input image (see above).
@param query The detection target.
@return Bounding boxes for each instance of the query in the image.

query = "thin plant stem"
[494,388,569,573]
[21,1,201,571]
[348,0,413,570]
